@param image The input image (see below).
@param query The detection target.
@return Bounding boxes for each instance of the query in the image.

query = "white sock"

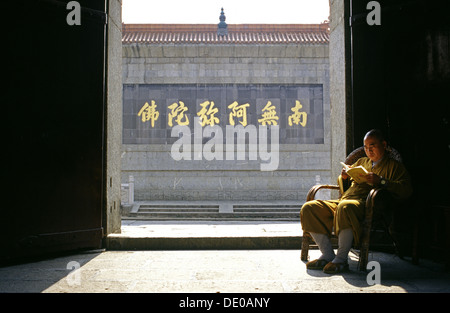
[332,228,353,264]
[310,232,335,262]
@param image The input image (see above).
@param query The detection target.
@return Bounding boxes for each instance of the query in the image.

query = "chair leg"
[358,243,369,271]
[385,220,403,259]
[412,212,420,265]
[301,232,311,261]
[358,228,371,271]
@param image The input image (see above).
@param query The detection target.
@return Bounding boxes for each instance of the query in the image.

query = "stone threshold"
[106,220,305,250]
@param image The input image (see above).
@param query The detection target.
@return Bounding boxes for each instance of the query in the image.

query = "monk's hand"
[341,167,349,180]
[365,172,381,186]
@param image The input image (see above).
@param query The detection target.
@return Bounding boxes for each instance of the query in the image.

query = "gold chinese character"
[138,100,159,127]
[168,101,190,127]
[288,100,307,127]
[197,101,220,126]
[228,101,250,126]
[258,101,279,126]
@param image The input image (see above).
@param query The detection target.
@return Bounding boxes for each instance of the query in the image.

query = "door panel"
[2,0,106,263]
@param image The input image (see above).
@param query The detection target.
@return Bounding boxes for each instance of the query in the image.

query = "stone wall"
[122,42,331,202]
[104,0,122,234]
[329,0,350,198]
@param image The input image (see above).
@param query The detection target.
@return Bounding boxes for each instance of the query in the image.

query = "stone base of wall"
[122,144,331,202]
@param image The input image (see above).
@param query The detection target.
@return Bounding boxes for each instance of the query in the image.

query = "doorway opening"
[104,1,340,246]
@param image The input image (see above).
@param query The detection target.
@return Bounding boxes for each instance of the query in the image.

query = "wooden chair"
[300,146,404,271]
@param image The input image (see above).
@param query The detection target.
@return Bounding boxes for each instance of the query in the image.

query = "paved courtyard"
[1,246,449,293]
[1,221,449,294]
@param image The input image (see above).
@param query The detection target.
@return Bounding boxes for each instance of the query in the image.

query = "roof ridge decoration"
[217,8,228,37]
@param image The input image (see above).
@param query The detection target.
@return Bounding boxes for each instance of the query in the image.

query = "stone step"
[133,212,299,220]
[106,235,304,250]
[124,201,303,221]
[234,208,300,212]
[139,208,220,213]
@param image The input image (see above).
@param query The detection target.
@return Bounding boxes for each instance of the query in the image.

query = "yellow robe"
[341,156,413,202]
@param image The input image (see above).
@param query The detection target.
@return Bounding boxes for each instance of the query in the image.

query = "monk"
[300,129,412,274]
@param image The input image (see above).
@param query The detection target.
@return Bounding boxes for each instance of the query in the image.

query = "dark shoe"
[323,261,349,274]
[306,259,329,270]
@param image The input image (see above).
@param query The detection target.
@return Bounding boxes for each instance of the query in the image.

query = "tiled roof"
[122,23,329,45]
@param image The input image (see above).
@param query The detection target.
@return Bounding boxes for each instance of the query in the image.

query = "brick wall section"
[122,29,331,202]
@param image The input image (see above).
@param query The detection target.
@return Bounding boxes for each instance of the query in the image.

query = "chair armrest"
[306,184,340,201]
[365,186,398,224]
[365,187,394,217]
[365,187,384,214]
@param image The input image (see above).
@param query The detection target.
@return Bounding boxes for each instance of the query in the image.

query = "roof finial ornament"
[217,8,228,36]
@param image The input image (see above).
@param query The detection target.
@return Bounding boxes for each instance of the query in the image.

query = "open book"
[340,162,369,185]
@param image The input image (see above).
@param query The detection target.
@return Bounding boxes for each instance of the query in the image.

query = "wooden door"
[1,0,107,264]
